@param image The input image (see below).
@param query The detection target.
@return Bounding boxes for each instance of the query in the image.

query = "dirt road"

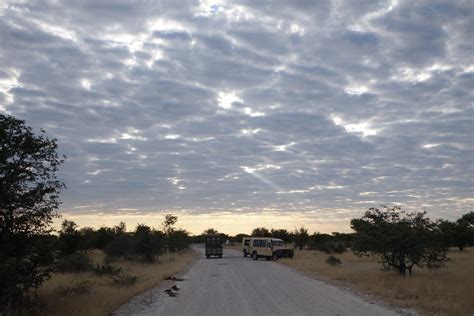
[116,247,403,316]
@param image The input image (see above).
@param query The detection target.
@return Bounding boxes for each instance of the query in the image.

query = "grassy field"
[37,249,197,316]
[279,248,474,316]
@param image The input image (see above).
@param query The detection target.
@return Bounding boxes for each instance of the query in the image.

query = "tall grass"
[37,249,197,316]
[280,248,474,315]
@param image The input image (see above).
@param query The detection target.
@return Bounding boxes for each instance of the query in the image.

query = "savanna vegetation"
[2,113,473,316]
[0,114,195,315]
[237,207,473,315]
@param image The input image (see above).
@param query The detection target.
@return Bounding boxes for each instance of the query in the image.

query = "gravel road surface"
[116,247,403,316]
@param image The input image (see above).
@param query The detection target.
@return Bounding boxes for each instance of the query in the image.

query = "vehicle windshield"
[272,240,284,247]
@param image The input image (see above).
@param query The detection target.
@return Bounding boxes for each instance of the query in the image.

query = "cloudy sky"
[1,0,473,234]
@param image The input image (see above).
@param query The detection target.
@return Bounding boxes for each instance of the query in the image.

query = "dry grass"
[279,248,474,316]
[37,249,197,316]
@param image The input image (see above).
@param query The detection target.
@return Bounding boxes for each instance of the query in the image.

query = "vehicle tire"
[219,255,222,258]
[266,256,271,261]
[243,250,247,257]
[272,252,278,261]
[252,251,258,260]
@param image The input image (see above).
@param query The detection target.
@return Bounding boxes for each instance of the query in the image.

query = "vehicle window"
[253,240,259,247]
[244,240,249,246]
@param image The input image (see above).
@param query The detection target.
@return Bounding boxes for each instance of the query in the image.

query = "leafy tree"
[293,227,309,250]
[167,229,190,252]
[439,212,474,251]
[232,233,249,243]
[162,214,177,235]
[160,214,189,252]
[460,211,474,225]
[351,206,448,275]
[58,220,81,255]
[0,114,65,306]
[93,227,115,249]
[251,227,271,237]
[78,226,96,252]
[270,228,291,242]
[133,224,163,262]
[203,228,219,235]
[113,221,127,235]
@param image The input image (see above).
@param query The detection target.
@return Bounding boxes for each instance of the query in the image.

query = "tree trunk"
[398,253,406,276]
[398,263,406,275]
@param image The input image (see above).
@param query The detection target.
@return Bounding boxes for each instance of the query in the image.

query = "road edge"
[113,248,201,316]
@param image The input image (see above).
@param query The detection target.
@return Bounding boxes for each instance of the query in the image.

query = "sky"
[0,0,473,235]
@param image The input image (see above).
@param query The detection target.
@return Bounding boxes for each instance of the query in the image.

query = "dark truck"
[205,235,223,258]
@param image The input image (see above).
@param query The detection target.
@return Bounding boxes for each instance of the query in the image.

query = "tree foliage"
[351,206,448,275]
[270,228,292,242]
[438,212,474,251]
[251,227,271,237]
[162,214,177,235]
[293,226,309,250]
[0,114,65,306]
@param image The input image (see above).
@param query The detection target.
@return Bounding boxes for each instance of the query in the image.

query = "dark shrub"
[55,252,92,273]
[56,280,92,296]
[104,235,133,259]
[326,255,342,266]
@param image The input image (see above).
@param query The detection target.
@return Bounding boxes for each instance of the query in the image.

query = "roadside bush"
[319,242,347,254]
[55,252,92,273]
[167,229,190,252]
[110,274,137,287]
[104,235,133,259]
[56,280,92,296]
[325,255,342,266]
[92,263,122,275]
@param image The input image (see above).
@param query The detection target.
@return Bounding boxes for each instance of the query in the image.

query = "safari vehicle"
[242,237,251,257]
[205,235,223,258]
[243,237,294,260]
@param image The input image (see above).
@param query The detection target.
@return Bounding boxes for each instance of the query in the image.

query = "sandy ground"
[115,247,407,316]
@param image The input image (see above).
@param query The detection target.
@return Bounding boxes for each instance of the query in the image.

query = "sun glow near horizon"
[54,211,353,236]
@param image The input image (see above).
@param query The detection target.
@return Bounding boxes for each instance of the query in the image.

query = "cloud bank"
[1,0,472,229]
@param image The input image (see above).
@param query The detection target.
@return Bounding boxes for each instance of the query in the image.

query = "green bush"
[325,255,342,266]
[56,280,92,296]
[55,252,92,273]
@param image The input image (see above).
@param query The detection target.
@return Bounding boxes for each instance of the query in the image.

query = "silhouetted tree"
[271,229,291,242]
[439,212,474,251]
[160,214,189,251]
[351,206,448,276]
[251,227,271,237]
[0,114,65,306]
[58,220,81,255]
[133,224,163,262]
[162,214,177,235]
[203,228,219,235]
[293,227,309,250]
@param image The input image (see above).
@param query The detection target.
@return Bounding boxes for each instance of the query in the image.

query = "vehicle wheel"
[266,256,271,261]
[219,255,222,258]
[252,252,258,260]
[272,252,278,261]
[243,250,247,257]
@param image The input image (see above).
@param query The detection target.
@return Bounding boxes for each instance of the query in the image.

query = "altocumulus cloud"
[0,0,472,225]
